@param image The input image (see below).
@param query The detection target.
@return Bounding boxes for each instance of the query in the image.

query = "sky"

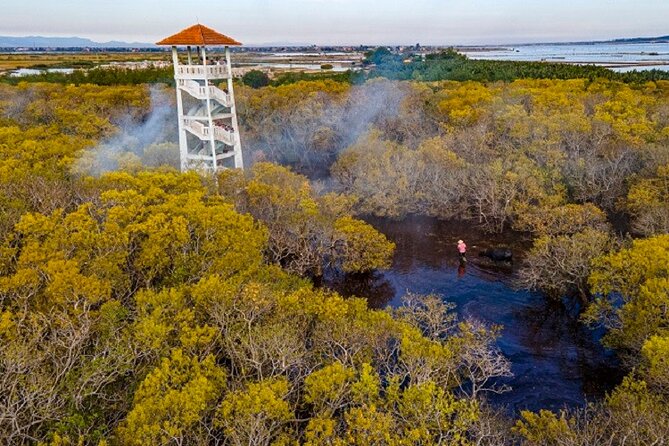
[4,0,669,46]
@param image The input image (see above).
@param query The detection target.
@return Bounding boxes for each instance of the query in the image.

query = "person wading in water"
[457,239,467,263]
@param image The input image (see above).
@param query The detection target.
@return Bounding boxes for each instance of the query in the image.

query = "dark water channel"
[328,216,623,413]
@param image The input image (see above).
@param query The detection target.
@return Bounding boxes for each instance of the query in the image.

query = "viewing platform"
[177,79,232,107]
[186,150,237,163]
[175,64,230,80]
[182,117,236,146]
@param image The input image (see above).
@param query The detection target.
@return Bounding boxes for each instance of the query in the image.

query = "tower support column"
[226,46,244,169]
[172,46,189,172]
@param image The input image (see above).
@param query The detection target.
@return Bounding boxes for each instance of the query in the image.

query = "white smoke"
[72,78,428,178]
[243,78,430,176]
[73,85,179,176]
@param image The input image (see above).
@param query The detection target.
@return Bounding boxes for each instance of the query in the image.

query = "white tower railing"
[177,79,232,107]
[182,117,236,146]
[175,64,229,79]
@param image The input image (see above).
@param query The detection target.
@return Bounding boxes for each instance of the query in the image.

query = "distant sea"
[460,42,669,72]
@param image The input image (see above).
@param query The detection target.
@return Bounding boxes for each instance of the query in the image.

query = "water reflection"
[323,271,395,308]
[326,215,623,413]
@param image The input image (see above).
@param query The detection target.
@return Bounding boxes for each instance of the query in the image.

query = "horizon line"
[1,32,668,49]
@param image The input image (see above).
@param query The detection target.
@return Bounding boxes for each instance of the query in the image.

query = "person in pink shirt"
[457,239,467,262]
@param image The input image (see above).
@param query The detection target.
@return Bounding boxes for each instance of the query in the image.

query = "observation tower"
[157,24,244,171]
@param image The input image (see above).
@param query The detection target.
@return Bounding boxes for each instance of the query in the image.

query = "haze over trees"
[215,73,669,445]
[236,77,669,230]
[0,53,668,444]
[0,82,514,445]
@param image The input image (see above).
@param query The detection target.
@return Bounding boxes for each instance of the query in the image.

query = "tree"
[218,163,394,276]
[514,410,575,446]
[6,69,669,446]
[235,78,350,169]
[642,335,669,394]
[518,228,612,299]
[118,350,226,445]
[365,47,392,65]
[214,378,293,446]
[242,70,271,89]
[514,203,610,237]
[626,164,669,236]
[0,169,267,442]
[515,378,669,446]
[585,234,669,357]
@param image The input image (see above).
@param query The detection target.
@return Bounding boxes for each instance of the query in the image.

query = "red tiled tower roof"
[156,24,242,46]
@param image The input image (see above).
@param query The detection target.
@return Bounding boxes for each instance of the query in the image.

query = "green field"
[0,51,170,72]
